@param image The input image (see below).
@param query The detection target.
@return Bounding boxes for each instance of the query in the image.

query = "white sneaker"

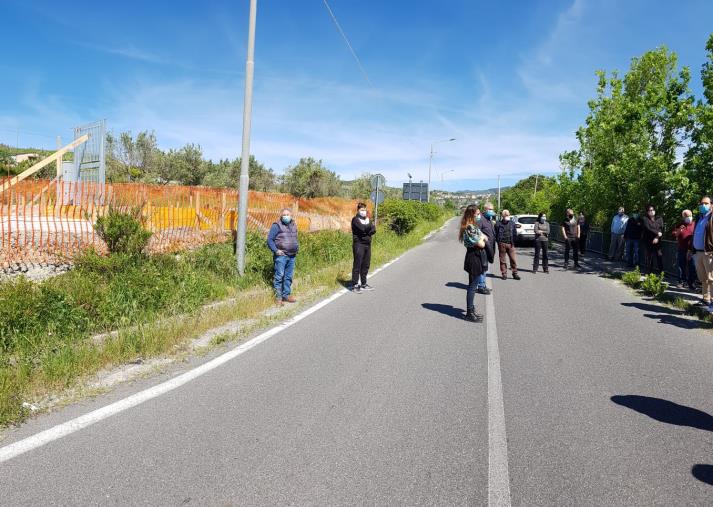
[352,285,362,294]
[361,284,374,291]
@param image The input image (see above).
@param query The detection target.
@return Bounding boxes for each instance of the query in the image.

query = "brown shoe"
[275,298,284,307]
[283,295,297,303]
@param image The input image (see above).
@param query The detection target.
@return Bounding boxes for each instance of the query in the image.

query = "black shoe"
[563,264,569,270]
[361,284,374,291]
[352,285,362,294]
[574,263,582,269]
[512,273,521,280]
[544,269,550,274]
[501,274,507,280]
[465,311,483,322]
[476,287,491,295]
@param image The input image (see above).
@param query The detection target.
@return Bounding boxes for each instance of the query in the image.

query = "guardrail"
[548,223,679,277]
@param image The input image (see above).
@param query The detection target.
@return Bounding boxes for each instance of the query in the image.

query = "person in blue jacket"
[267,208,299,306]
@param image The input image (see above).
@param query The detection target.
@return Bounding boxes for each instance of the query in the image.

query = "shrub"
[641,272,667,298]
[622,267,642,288]
[380,199,420,235]
[94,206,152,256]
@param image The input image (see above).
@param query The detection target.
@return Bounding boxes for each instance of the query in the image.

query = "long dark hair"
[458,204,479,242]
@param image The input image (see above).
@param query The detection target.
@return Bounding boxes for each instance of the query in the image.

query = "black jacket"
[351,216,376,244]
[494,219,517,245]
[641,216,664,245]
[624,218,642,240]
[478,217,495,263]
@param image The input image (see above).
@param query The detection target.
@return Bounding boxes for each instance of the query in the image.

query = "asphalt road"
[2,219,713,505]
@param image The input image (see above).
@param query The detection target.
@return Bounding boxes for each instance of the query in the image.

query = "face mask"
[358,210,367,218]
[700,204,711,215]
[476,214,482,222]
[684,216,693,224]
[648,210,655,217]
[632,213,639,219]
[618,211,624,216]
[484,210,495,219]
[281,215,292,224]
[503,216,510,222]
[567,213,574,219]
[540,217,546,223]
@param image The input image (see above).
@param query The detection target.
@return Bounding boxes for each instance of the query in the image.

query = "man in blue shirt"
[267,208,299,306]
[693,196,713,311]
[608,207,628,261]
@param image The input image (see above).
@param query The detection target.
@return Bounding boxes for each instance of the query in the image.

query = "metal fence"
[0,179,357,268]
[548,222,679,276]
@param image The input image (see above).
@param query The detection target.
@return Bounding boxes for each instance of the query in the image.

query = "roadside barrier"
[0,179,357,268]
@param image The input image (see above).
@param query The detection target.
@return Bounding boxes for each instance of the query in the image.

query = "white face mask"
[684,216,692,224]
[540,216,547,223]
[503,216,510,222]
[358,210,367,218]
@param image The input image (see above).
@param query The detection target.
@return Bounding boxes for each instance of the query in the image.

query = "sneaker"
[361,284,374,291]
[501,274,507,280]
[563,264,569,270]
[676,282,684,289]
[476,286,491,295]
[512,273,521,280]
[352,285,362,294]
[574,264,582,269]
[708,304,713,314]
[465,311,483,323]
[544,269,550,274]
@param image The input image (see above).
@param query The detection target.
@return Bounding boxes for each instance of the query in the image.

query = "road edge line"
[486,277,512,506]
[0,219,453,464]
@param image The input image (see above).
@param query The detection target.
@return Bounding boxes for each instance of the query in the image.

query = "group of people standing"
[457,195,713,322]
[267,203,377,306]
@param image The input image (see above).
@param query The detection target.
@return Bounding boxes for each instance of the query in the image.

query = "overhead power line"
[322,0,374,88]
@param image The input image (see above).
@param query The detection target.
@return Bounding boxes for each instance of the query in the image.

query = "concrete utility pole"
[497,174,501,210]
[427,138,455,203]
[236,0,258,276]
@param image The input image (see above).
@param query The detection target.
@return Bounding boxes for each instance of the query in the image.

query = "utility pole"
[427,138,455,203]
[533,174,539,197]
[236,0,258,276]
[497,175,501,210]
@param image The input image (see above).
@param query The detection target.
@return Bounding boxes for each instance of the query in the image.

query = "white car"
[513,214,538,244]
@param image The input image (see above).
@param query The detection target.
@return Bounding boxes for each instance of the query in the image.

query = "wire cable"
[322,0,374,88]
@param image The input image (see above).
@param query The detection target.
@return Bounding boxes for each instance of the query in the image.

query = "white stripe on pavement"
[0,241,424,464]
[486,277,512,507]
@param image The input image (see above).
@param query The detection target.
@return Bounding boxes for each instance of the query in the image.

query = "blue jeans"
[677,250,696,286]
[273,254,296,299]
[466,274,479,312]
[477,268,487,289]
[625,239,639,266]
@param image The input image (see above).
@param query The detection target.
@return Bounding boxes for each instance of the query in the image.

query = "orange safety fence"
[0,178,358,268]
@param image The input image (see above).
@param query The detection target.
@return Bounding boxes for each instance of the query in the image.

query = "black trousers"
[352,242,371,286]
[579,235,587,254]
[564,238,579,266]
[533,241,549,271]
[645,243,664,275]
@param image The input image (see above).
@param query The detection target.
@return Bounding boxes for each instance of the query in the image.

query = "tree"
[344,173,372,200]
[500,174,558,217]
[153,144,205,185]
[686,33,713,198]
[106,130,160,182]
[557,46,695,226]
[282,157,341,198]
[201,156,276,191]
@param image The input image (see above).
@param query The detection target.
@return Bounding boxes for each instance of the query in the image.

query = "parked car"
[513,214,538,245]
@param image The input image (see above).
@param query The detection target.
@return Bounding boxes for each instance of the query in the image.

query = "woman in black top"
[641,204,664,274]
[459,205,488,322]
[351,202,376,293]
[533,212,550,273]
[578,212,589,254]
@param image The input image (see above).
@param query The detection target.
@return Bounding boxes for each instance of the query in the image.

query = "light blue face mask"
[484,210,495,219]
[700,204,711,215]
[281,215,292,224]
[476,214,482,222]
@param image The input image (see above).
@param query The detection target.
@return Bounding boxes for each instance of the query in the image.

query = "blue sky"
[1,0,712,191]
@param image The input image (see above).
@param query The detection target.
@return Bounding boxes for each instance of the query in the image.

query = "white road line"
[486,277,512,507]
[0,247,412,464]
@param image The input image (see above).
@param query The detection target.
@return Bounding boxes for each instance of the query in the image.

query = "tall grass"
[0,212,451,427]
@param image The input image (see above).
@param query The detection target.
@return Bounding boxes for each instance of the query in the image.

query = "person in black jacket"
[624,212,643,267]
[351,203,376,293]
[494,209,520,280]
[641,204,664,274]
[476,201,496,294]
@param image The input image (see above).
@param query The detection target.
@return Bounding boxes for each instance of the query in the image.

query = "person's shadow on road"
[611,394,713,486]
[422,303,464,319]
[445,282,468,290]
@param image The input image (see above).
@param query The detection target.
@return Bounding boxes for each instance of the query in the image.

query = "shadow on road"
[691,465,713,486]
[622,302,683,315]
[445,282,468,290]
[421,303,464,319]
[611,395,713,431]
[621,302,712,330]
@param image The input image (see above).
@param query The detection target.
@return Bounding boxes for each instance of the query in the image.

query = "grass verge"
[0,212,453,427]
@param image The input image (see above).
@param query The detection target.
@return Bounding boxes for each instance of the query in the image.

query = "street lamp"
[236,0,258,276]
[440,169,454,182]
[407,172,413,200]
[427,138,455,202]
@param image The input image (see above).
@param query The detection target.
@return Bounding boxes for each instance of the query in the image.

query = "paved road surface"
[2,219,713,505]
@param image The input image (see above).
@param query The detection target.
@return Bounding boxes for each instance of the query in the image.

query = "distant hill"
[443,187,509,194]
